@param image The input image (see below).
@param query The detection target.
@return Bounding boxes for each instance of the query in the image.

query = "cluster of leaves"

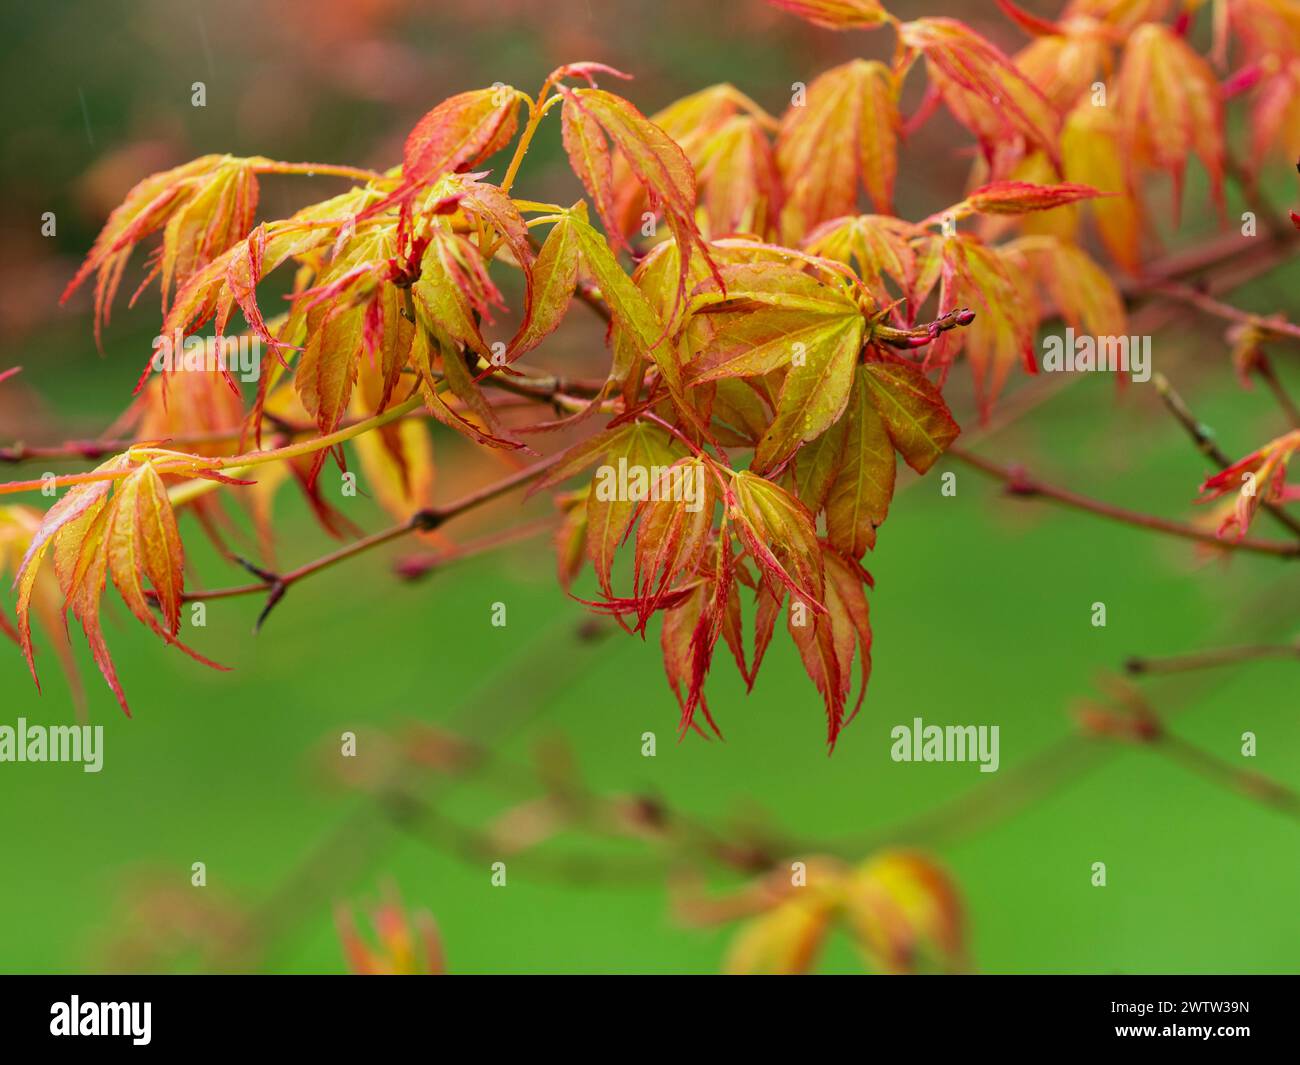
[3,0,1295,745]
[1197,427,1300,538]
[12,451,236,714]
[680,849,966,975]
[336,885,445,975]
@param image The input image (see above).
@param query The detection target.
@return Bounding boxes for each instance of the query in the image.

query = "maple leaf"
[403,88,522,188]
[824,365,897,555]
[63,154,385,350]
[61,156,252,346]
[351,361,435,526]
[803,214,920,313]
[714,849,964,974]
[553,491,589,592]
[14,454,226,715]
[337,886,445,975]
[1197,429,1300,540]
[823,547,873,724]
[693,115,785,239]
[506,214,579,362]
[1245,56,1300,173]
[295,301,366,472]
[1007,16,1114,112]
[360,280,418,417]
[766,0,893,31]
[1004,235,1126,340]
[898,18,1062,175]
[0,507,84,714]
[655,534,736,738]
[456,177,535,289]
[776,59,900,240]
[660,580,710,731]
[1115,22,1225,221]
[559,86,720,297]
[160,184,388,357]
[1059,101,1143,272]
[610,85,781,241]
[633,457,718,628]
[842,850,966,974]
[726,887,836,975]
[565,210,703,425]
[356,87,522,234]
[407,230,527,455]
[859,358,960,474]
[683,262,868,473]
[729,470,826,612]
[787,544,873,748]
[540,421,684,594]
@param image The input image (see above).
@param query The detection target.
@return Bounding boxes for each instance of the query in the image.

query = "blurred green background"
[0,0,1297,974]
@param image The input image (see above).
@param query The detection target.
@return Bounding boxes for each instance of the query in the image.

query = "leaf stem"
[498,88,559,198]
[251,159,387,183]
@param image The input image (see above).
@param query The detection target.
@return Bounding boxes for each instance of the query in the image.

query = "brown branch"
[947,444,1300,559]
[1149,279,1300,343]
[1156,733,1300,820]
[1126,227,1294,293]
[0,390,564,465]
[1152,373,1300,540]
[1254,356,1300,429]
[176,452,567,615]
[1225,149,1289,243]
[1125,640,1300,675]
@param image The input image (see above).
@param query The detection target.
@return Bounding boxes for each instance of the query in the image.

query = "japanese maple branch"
[176,451,565,607]
[1254,358,1300,429]
[1149,279,1300,343]
[1124,639,1300,675]
[1153,373,1300,540]
[7,188,1289,472]
[1225,150,1290,243]
[946,445,1300,559]
[0,389,553,465]
[0,393,427,496]
[1155,733,1300,819]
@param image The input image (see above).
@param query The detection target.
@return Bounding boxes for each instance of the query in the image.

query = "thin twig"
[1254,357,1300,429]
[176,453,566,609]
[1149,280,1300,343]
[1152,373,1300,540]
[1156,733,1300,820]
[1125,640,1300,675]
[947,444,1300,559]
[1225,150,1288,243]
